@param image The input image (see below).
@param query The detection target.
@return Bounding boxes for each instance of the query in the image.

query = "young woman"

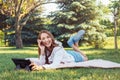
[30,30,88,70]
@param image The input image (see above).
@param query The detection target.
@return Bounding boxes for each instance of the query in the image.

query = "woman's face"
[40,33,52,48]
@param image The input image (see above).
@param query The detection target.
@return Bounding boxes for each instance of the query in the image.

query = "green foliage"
[48,0,107,48]
[0,0,47,48]
[108,0,120,49]
[0,14,9,30]
[80,21,107,48]
[0,0,47,46]
[0,30,4,46]
[54,0,98,25]
[5,11,47,46]
[1,0,119,49]
[109,0,120,30]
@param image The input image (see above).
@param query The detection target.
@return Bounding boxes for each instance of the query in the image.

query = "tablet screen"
[11,58,31,70]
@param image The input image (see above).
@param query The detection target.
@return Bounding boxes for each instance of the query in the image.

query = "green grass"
[0,37,120,80]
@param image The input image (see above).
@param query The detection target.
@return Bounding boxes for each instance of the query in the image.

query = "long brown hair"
[38,30,58,64]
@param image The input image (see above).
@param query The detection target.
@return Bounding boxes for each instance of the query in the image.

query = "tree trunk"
[15,25,23,49]
[4,32,7,46]
[114,16,118,49]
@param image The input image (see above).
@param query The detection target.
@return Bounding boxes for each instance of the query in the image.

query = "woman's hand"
[37,39,45,49]
[37,39,45,55]
[29,62,45,71]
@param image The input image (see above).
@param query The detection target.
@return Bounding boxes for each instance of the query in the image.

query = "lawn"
[0,37,120,80]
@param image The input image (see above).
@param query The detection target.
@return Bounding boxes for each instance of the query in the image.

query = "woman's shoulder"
[52,46,64,53]
[55,40,62,47]
[54,46,63,50]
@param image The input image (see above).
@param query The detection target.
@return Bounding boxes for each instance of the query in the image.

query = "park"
[0,0,120,80]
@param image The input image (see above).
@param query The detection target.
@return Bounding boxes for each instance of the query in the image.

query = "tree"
[0,0,50,48]
[6,11,46,46]
[109,0,120,49]
[0,13,11,46]
[49,0,107,48]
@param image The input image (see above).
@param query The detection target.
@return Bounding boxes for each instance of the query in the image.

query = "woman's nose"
[44,38,49,42]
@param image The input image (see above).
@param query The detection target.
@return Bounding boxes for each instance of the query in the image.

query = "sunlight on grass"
[0,47,38,54]
[104,36,120,49]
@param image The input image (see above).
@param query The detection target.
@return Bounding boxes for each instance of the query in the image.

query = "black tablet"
[11,58,32,71]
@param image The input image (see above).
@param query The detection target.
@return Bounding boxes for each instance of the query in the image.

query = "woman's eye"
[47,36,50,38]
[41,36,51,40]
[41,37,45,40]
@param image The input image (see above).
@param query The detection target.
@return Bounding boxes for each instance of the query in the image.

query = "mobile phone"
[40,41,44,46]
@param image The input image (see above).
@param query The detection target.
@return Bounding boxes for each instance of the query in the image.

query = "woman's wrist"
[38,66,45,70]
[41,53,45,55]
[41,50,45,55]
[41,66,46,70]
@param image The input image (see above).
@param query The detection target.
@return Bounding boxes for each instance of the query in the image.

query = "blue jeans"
[67,30,85,47]
[66,50,84,62]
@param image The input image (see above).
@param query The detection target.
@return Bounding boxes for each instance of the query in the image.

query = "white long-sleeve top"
[39,46,75,69]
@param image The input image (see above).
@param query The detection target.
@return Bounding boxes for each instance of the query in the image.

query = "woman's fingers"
[37,39,40,42]
[32,66,43,71]
[29,62,44,71]
[37,40,41,47]
[30,63,39,71]
[31,66,38,70]
[29,63,42,71]
[29,62,35,66]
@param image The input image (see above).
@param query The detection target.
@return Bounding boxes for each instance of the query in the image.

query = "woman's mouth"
[44,42,51,47]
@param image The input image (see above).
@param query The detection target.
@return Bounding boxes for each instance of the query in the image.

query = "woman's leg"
[66,50,87,62]
[71,44,88,61]
[67,30,88,61]
[67,30,85,49]
[73,30,85,42]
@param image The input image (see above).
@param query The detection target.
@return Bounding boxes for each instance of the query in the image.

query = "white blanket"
[28,58,120,69]
[56,59,120,69]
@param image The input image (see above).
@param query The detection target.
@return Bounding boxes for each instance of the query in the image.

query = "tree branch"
[20,1,61,26]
